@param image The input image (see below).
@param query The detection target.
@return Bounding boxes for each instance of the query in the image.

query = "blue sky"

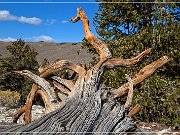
[0,0,99,42]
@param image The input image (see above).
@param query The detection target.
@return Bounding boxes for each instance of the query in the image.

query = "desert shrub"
[0,90,21,108]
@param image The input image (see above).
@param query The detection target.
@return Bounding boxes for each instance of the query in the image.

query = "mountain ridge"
[0,42,94,66]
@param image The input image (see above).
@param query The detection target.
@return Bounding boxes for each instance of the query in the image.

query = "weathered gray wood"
[0,87,138,135]
[15,70,57,102]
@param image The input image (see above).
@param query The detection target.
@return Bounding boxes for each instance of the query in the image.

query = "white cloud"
[61,20,68,24]
[0,36,54,42]
[18,16,42,25]
[25,36,54,42]
[0,10,17,21]
[33,36,54,42]
[0,10,42,25]
[0,37,17,42]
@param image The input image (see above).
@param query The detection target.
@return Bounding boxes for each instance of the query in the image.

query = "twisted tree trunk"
[0,8,170,134]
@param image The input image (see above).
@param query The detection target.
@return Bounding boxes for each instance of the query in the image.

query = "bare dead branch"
[24,84,38,124]
[112,56,170,98]
[13,84,38,124]
[39,60,86,78]
[71,16,80,22]
[133,56,170,84]
[36,89,53,113]
[71,8,112,62]
[128,104,142,117]
[13,88,54,124]
[14,70,56,102]
[51,76,74,90]
[104,48,152,68]
[124,74,133,109]
[13,106,26,123]
[52,80,71,95]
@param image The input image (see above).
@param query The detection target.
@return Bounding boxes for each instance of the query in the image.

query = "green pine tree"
[89,1,180,127]
[0,39,39,103]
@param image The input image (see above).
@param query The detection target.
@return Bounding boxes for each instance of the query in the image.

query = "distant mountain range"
[0,41,94,66]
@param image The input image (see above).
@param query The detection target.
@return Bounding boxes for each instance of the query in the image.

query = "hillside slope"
[0,41,94,66]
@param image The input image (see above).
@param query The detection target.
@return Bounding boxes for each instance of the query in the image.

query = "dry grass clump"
[0,90,20,108]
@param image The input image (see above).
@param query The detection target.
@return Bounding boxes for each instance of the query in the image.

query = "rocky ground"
[0,106,179,134]
[0,105,45,124]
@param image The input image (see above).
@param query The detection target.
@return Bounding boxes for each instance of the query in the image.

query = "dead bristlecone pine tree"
[0,8,170,134]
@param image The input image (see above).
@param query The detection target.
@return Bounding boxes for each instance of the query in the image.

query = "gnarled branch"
[35,89,53,113]
[104,48,152,68]
[14,70,56,102]
[124,75,133,109]
[112,56,170,98]
[71,8,112,62]
[40,60,86,78]
[51,76,74,91]
[13,84,38,124]
[13,106,26,123]
[24,84,38,124]
[53,80,71,95]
